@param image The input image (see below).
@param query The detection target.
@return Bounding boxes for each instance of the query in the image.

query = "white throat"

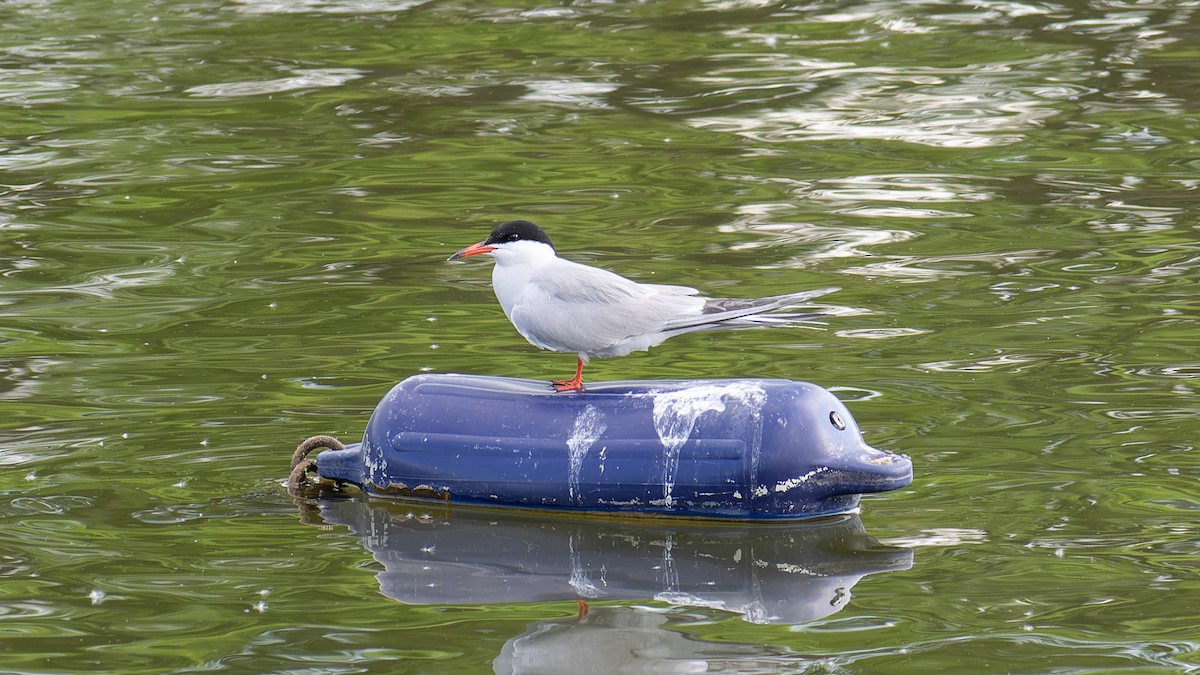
[490,240,558,316]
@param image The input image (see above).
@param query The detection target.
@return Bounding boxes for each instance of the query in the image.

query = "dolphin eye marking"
[829,411,845,430]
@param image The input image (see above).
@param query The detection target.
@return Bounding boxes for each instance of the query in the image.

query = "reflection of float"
[315,498,913,624]
[305,374,912,520]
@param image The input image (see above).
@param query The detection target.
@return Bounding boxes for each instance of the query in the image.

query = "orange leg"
[576,599,589,619]
[551,357,585,392]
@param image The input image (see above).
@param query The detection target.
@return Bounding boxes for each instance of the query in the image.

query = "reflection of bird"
[448,220,839,392]
[494,605,798,674]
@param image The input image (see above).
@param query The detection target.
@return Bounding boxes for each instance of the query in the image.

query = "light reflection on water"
[183,68,367,98]
[1,0,1199,671]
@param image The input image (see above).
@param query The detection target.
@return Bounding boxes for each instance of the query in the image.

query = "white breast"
[488,241,707,358]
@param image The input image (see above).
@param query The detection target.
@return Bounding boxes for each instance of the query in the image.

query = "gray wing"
[509,260,703,354]
[533,260,700,305]
[660,287,840,331]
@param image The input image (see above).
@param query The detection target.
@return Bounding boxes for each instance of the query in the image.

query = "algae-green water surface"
[2,0,1197,672]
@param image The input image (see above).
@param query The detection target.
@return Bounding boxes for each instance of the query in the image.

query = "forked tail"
[663,286,840,332]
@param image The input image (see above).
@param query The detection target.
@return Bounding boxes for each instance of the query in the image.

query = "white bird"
[448,220,838,392]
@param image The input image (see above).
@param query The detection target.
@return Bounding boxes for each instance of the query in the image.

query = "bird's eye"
[508,233,519,241]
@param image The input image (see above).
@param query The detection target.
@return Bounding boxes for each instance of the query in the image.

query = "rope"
[291,434,344,469]
[287,434,346,498]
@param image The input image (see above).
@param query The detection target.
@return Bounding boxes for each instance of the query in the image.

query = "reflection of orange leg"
[552,357,586,392]
[576,599,589,620]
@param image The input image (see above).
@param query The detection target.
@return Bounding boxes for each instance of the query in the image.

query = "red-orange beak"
[448,242,495,260]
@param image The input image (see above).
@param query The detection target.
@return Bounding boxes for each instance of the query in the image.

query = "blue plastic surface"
[315,374,912,520]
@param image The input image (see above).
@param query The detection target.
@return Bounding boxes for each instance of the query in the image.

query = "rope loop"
[291,434,344,469]
[287,434,346,498]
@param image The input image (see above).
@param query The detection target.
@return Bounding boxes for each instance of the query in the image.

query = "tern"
[448,220,838,392]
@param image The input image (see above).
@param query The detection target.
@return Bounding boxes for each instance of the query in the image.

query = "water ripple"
[519,78,619,109]
[185,68,366,98]
[232,0,431,14]
[806,173,1000,203]
[677,52,1088,147]
[841,249,1053,280]
[2,0,1199,670]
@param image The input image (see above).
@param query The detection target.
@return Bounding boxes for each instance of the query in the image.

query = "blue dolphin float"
[302,373,911,520]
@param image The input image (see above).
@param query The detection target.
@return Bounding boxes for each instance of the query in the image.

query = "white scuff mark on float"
[597,497,644,507]
[568,533,604,598]
[660,533,679,592]
[776,562,826,576]
[567,405,607,503]
[650,383,766,506]
[654,591,728,611]
[364,438,386,484]
[774,467,831,493]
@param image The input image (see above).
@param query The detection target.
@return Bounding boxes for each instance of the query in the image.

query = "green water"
[2,0,1198,671]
